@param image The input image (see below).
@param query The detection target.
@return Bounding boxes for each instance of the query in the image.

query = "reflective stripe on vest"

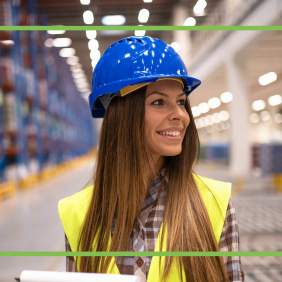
[58,175,231,281]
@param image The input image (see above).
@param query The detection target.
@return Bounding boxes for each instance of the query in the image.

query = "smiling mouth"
[157,131,181,137]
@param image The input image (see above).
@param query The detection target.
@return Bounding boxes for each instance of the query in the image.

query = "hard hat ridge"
[89,36,201,118]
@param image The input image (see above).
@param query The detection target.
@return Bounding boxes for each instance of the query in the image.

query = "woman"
[59,36,244,282]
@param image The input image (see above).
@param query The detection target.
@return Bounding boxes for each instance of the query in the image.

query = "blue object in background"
[204,143,230,164]
[259,144,282,174]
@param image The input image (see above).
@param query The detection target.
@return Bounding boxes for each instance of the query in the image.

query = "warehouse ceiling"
[189,26,282,114]
[36,0,282,115]
[36,0,223,93]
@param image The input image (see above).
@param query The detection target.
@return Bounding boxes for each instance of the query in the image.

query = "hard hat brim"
[89,75,201,118]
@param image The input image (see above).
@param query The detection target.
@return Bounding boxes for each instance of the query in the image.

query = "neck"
[146,154,165,187]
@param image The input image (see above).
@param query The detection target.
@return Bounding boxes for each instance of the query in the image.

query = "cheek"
[186,114,191,127]
[145,109,156,135]
[144,109,161,142]
[183,110,191,130]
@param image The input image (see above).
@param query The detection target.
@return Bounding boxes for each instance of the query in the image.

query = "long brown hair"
[77,86,229,281]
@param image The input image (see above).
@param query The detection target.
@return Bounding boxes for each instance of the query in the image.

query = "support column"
[226,54,251,177]
[172,5,192,67]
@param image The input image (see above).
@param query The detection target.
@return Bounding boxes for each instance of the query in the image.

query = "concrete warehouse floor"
[0,159,281,282]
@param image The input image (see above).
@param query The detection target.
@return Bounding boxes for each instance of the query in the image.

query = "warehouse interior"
[0,0,282,281]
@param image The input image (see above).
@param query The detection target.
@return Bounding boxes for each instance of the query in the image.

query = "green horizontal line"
[0,26,281,31]
[0,252,282,256]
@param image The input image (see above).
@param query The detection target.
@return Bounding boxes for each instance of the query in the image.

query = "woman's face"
[144,80,190,164]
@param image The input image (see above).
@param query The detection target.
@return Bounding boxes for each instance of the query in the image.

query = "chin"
[160,147,182,157]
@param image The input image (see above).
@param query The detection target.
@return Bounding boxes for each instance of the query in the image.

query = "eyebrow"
[146,91,186,99]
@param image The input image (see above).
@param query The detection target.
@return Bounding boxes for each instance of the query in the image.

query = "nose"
[167,102,188,121]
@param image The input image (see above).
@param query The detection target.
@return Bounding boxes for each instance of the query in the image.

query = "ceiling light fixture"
[47,26,66,35]
[204,115,214,126]
[198,102,209,114]
[76,82,90,89]
[59,48,76,57]
[208,97,221,109]
[268,94,282,106]
[80,93,90,99]
[249,113,260,123]
[72,69,85,75]
[138,9,150,23]
[44,38,53,48]
[219,111,230,121]
[86,30,97,39]
[258,72,277,86]
[90,49,101,61]
[70,64,82,71]
[170,42,180,52]
[194,119,200,129]
[52,38,72,47]
[92,60,98,68]
[88,39,99,50]
[100,30,128,36]
[80,0,90,4]
[192,106,201,117]
[199,117,206,127]
[135,25,146,36]
[260,111,271,122]
[91,57,100,67]
[102,15,126,25]
[274,113,282,123]
[66,56,79,65]
[252,100,265,111]
[72,72,85,79]
[80,89,91,93]
[183,17,196,26]
[83,10,94,25]
[74,78,87,84]
[143,0,152,2]
[212,113,221,123]
[220,92,233,103]
[77,85,89,91]
[1,40,14,45]
[81,93,90,101]
[193,0,207,15]
[74,74,86,80]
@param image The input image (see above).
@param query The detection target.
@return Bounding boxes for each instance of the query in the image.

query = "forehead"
[145,80,183,96]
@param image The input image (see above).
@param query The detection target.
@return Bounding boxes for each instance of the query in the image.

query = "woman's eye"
[152,99,164,106]
[178,99,186,105]
[151,99,186,106]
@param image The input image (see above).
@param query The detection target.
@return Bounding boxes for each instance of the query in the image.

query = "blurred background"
[0,0,282,281]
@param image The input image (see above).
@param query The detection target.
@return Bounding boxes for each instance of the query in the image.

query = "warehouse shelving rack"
[0,45,5,183]
[0,0,95,195]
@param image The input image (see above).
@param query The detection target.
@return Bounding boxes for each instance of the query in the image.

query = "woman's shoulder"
[58,186,94,252]
[193,174,232,216]
[58,185,94,218]
[194,174,232,242]
[193,174,232,199]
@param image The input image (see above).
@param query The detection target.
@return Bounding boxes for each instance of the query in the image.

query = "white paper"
[20,270,141,282]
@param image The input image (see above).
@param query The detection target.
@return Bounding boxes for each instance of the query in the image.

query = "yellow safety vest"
[58,175,231,281]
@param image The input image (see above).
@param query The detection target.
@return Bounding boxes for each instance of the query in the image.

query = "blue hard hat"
[89,36,201,118]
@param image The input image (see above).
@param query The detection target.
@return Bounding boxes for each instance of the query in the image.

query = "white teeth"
[158,131,181,136]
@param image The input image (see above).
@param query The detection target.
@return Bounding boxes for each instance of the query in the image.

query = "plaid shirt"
[65,171,244,281]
